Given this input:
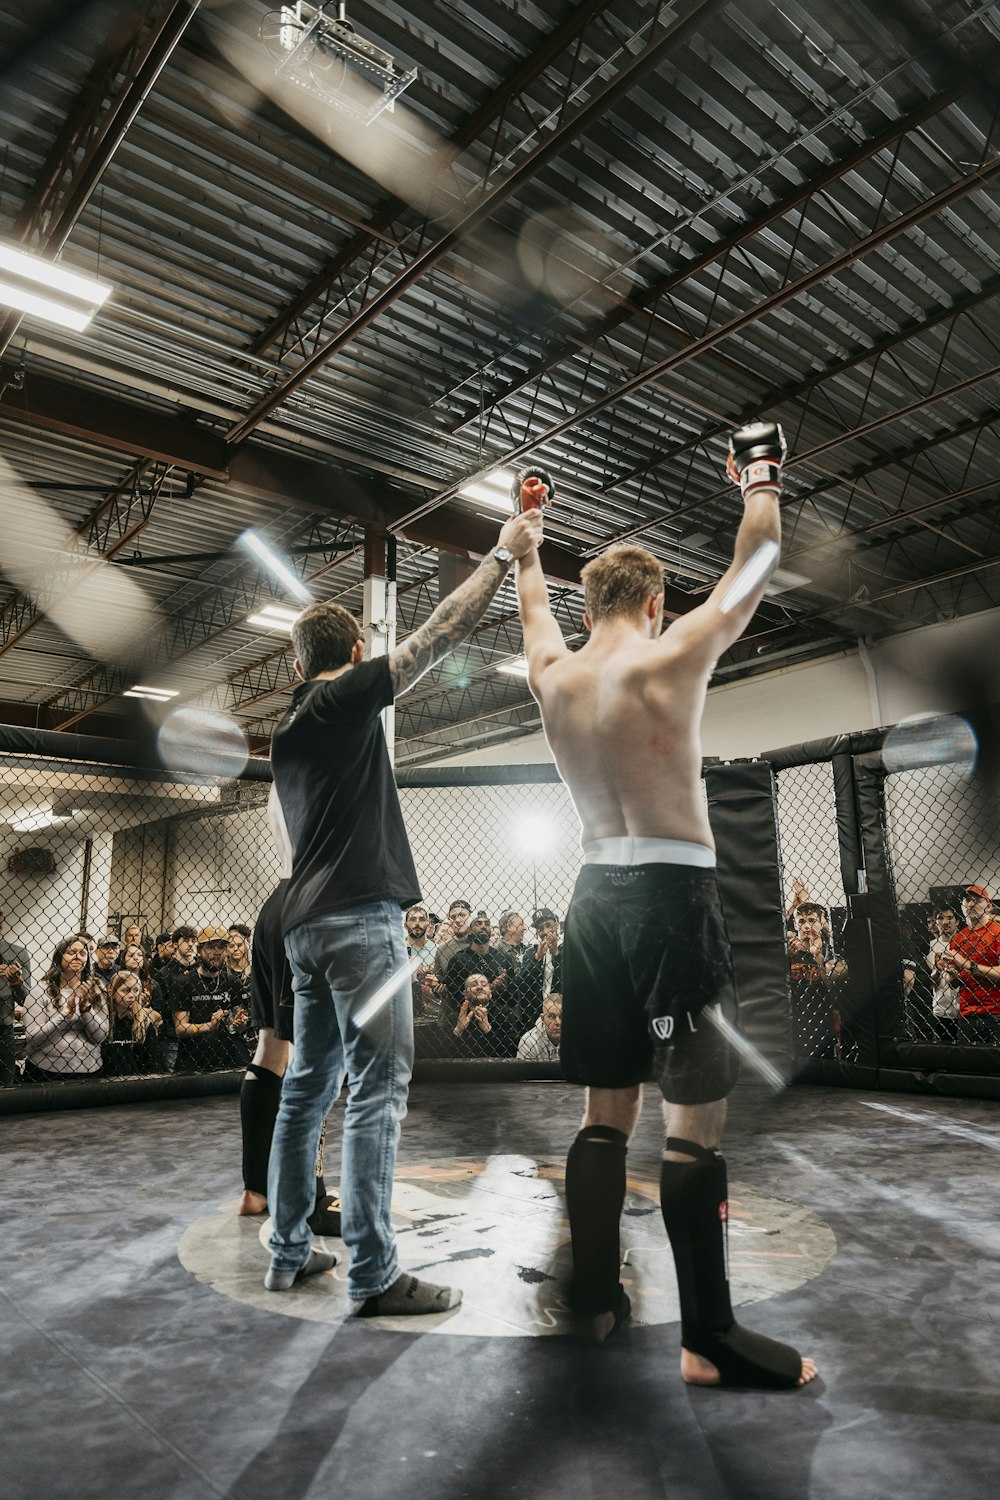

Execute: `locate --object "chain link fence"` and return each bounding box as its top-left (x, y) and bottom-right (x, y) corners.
top-left (774, 761), bottom-right (852, 1067)
top-left (3, 712), bottom-right (998, 1107)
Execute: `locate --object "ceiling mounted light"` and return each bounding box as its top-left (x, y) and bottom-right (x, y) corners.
top-left (458, 468), bottom-right (517, 513)
top-left (496, 655), bottom-right (529, 677)
top-left (123, 685), bottom-right (179, 702)
top-left (247, 603), bottom-right (302, 632)
top-left (0, 242), bottom-right (111, 332)
top-left (240, 531), bottom-right (313, 604)
top-left (261, 2), bottom-right (417, 125)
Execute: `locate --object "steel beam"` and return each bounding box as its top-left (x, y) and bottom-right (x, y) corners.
top-left (224, 0), bottom-right (731, 445)
top-left (0, 1), bottom-right (199, 357)
top-left (395, 153), bottom-right (1000, 530)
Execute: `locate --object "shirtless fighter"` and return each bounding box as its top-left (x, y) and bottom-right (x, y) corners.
top-left (515, 428), bottom-right (817, 1388)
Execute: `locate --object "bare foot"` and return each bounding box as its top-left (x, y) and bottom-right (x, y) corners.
top-left (238, 1190), bottom-right (267, 1216)
top-left (681, 1347), bottom-right (818, 1388)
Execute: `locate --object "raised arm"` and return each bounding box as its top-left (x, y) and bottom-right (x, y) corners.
top-left (663, 423), bottom-right (783, 667)
top-left (516, 541), bottom-right (568, 687)
top-left (388, 509), bottom-right (543, 696)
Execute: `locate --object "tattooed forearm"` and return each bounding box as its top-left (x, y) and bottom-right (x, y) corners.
top-left (388, 555), bottom-right (508, 696)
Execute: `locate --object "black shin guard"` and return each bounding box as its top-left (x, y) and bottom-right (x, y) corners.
top-left (240, 1064), bottom-right (283, 1195)
top-left (660, 1137), bottom-right (801, 1388)
top-left (659, 1138), bottom-right (733, 1340)
top-left (565, 1124), bottom-right (629, 1315)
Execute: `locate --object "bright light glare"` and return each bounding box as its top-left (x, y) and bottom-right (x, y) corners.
top-left (703, 1006), bottom-right (787, 1091)
top-left (0, 243), bottom-right (111, 331)
top-left (355, 957), bottom-right (421, 1029)
top-left (513, 815), bottom-right (554, 857)
top-left (719, 540), bottom-right (780, 614)
top-left (459, 468), bottom-right (516, 513)
top-left (881, 714), bottom-right (978, 778)
top-left (158, 707), bottom-right (249, 779)
top-left (497, 655), bottom-right (529, 677)
top-left (248, 603), bottom-right (302, 632)
top-left (240, 531), bottom-right (313, 604)
top-left (11, 806), bottom-right (72, 832)
top-left (124, 685), bottom-right (179, 702)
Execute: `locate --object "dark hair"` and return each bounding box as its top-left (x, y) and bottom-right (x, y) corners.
top-left (580, 545), bottom-right (665, 623)
top-left (172, 925), bottom-right (197, 943)
top-left (292, 601), bottom-right (363, 678)
top-left (533, 908), bottom-right (559, 927)
top-left (795, 902), bottom-right (828, 920)
top-left (498, 910), bottom-right (523, 937)
top-left (448, 899), bottom-right (471, 914)
top-left (935, 906), bottom-right (959, 921)
top-left (156, 932), bottom-right (174, 946)
top-left (43, 935), bottom-right (93, 1004)
top-left (228, 923), bottom-right (251, 939)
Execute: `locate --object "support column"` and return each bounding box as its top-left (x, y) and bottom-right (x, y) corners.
top-left (363, 529), bottom-right (397, 760)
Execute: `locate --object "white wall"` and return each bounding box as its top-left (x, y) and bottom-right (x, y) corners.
top-left (0, 829), bottom-right (88, 985)
top-left (433, 605), bottom-right (1000, 767)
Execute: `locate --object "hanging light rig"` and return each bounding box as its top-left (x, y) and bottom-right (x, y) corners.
top-left (262, 2), bottom-right (417, 124)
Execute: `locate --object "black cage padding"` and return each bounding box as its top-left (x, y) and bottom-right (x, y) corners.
top-left (705, 761), bottom-right (793, 1077)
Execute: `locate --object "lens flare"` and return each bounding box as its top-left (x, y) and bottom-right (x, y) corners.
top-left (881, 715), bottom-right (978, 778)
top-left (158, 707), bottom-right (249, 779)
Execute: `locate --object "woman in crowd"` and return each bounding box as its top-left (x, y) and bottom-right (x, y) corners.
top-left (225, 930), bottom-right (253, 1008)
top-left (105, 971), bottom-right (163, 1075)
top-left (122, 942), bottom-right (165, 1019)
top-left (23, 935), bottom-right (109, 1080)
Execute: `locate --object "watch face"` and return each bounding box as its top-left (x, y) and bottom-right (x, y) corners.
top-left (494, 545), bottom-right (513, 563)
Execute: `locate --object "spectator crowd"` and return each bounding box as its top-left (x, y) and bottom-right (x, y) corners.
top-left (0, 897), bottom-right (567, 1085)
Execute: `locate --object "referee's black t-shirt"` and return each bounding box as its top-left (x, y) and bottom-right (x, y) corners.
top-left (271, 656), bottom-right (420, 935)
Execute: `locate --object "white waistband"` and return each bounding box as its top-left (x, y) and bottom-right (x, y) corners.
top-left (582, 837), bottom-right (716, 868)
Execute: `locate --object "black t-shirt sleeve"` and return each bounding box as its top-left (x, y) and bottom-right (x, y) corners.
top-left (308, 657), bottom-right (393, 724)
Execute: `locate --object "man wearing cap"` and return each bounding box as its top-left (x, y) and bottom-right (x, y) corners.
top-left (151, 932), bottom-right (176, 972)
top-left (940, 885), bottom-right (1000, 1043)
top-left (170, 926), bottom-right (249, 1072)
top-left (90, 935), bottom-right (121, 1006)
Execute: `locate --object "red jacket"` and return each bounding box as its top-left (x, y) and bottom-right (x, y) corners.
top-left (948, 920), bottom-right (1000, 1014)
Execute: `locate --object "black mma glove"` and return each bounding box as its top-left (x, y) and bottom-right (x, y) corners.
top-left (727, 422), bottom-right (786, 501)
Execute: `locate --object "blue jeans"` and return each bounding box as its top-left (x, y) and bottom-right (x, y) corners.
top-left (267, 901), bottom-right (413, 1299)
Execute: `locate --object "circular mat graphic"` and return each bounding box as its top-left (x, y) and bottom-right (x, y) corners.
top-left (178, 1153), bottom-right (835, 1338)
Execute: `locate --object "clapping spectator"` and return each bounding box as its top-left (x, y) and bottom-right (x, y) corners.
top-left (23, 936), bottom-right (109, 1080)
top-left (451, 973), bottom-right (494, 1056)
top-left (927, 905), bottom-right (961, 1039)
top-left (517, 993), bottom-right (563, 1062)
top-left (940, 884), bottom-right (1000, 1044)
top-left (527, 908), bottom-right (562, 1000)
top-left (444, 913), bottom-right (509, 1023)
top-left (171, 926), bottom-right (250, 1071)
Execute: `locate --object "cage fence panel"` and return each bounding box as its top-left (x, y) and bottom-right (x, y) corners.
top-left (884, 763), bottom-right (1000, 1050)
top-left (0, 750), bottom-right (280, 1091)
top-left (773, 761), bottom-right (850, 1064)
top-left (398, 778), bottom-right (580, 1063)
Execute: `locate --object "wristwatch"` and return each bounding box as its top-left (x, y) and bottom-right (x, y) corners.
top-left (491, 544), bottom-right (514, 567)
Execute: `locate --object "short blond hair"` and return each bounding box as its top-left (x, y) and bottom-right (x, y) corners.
top-left (580, 545), bottom-right (664, 622)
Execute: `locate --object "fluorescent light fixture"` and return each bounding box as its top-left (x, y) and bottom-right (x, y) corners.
top-left (11, 805), bottom-right (72, 832)
top-left (0, 242), bottom-right (111, 332)
top-left (124, 685), bottom-right (180, 702)
top-left (458, 468), bottom-right (516, 513)
top-left (496, 655), bottom-right (529, 677)
top-left (247, 603), bottom-right (302, 632)
top-left (240, 531), bottom-right (313, 604)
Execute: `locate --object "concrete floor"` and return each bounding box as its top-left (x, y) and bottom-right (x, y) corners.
top-left (2, 1079), bottom-right (998, 1500)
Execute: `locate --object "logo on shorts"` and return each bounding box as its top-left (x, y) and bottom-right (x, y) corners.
top-left (651, 1015), bottom-right (673, 1041)
top-left (610, 868), bottom-right (640, 887)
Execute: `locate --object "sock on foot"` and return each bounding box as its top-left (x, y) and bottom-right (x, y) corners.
top-left (355, 1273), bottom-right (461, 1317)
top-left (264, 1248), bottom-right (337, 1292)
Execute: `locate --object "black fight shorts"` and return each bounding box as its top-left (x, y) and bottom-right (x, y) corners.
top-left (559, 863), bottom-right (740, 1105)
